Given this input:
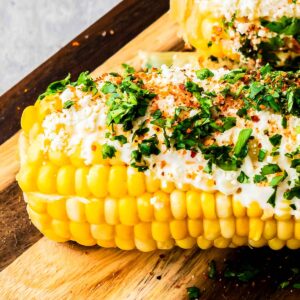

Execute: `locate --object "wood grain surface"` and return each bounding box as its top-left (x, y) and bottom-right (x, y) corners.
top-left (1, 1), bottom-right (300, 299)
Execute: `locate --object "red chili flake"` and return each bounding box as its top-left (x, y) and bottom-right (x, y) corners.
top-left (72, 41), bottom-right (80, 47)
top-left (251, 115), bottom-right (260, 122)
top-left (179, 84), bottom-right (186, 91)
top-left (91, 145), bottom-right (97, 151)
top-left (191, 151), bottom-right (197, 158)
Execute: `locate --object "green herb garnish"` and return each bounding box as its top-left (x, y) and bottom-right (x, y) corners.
top-left (187, 286), bottom-right (201, 300)
top-left (63, 100), bottom-right (75, 109)
top-left (101, 144), bottom-right (117, 159)
top-left (237, 171), bottom-right (250, 183)
top-left (196, 68), bottom-right (214, 80)
top-left (269, 134), bottom-right (282, 147)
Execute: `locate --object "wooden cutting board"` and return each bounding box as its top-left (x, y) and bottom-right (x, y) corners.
top-left (1, 1), bottom-right (300, 299)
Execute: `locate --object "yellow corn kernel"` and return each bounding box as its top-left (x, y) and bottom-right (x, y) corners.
top-left (263, 219), bottom-right (277, 240)
top-left (249, 218), bottom-right (264, 241)
top-left (203, 219), bottom-right (220, 240)
top-left (47, 197), bottom-right (68, 220)
top-left (157, 239), bottom-right (175, 250)
top-left (170, 190), bottom-right (187, 220)
top-left (235, 217), bottom-right (249, 237)
top-left (37, 163), bottom-right (58, 194)
top-left (145, 173), bottom-right (160, 193)
top-left (75, 167), bottom-right (90, 197)
top-left (232, 197), bottom-right (246, 217)
top-left (216, 193), bottom-right (232, 218)
top-left (197, 236), bottom-right (213, 249)
top-left (232, 235), bottom-right (247, 247)
top-left (247, 202), bottom-right (263, 218)
top-left (295, 222), bottom-right (300, 240)
top-left (186, 191), bottom-right (202, 219)
top-left (152, 221), bottom-right (171, 242)
top-left (25, 193), bottom-right (47, 213)
top-left (214, 237), bottom-right (231, 248)
top-left (220, 218), bottom-right (235, 239)
top-left (91, 223), bottom-right (114, 241)
top-left (152, 191), bottom-right (172, 221)
top-left (277, 220), bottom-right (293, 240)
top-left (21, 105), bottom-right (37, 133)
top-left (70, 146), bottom-right (85, 167)
top-left (135, 239), bottom-right (157, 252)
top-left (175, 182), bottom-right (190, 191)
top-left (51, 219), bottom-right (70, 239)
top-left (134, 223), bottom-right (153, 241)
top-left (27, 206), bottom-right (51, 232)
top-left (108, 165), bottom-right (127, 198)
top-left (17, 164), bottom-right (39, 192)
top-left (56, 165), bottom-right (76, 195)
top-left (69, 222), bottom-right (95, 246)
top-left (188, 219), bottom-right (203, 237)
top-left (137, 193), bottom-right (154, 222)
top-left (170, 220), bottom-right (188, 240)
top-left (116, 224), bottom-right (133, 240)
top-left (275, 200), bottom-right (292, 220)
top-left (97, 239), bottom-right (116, 248)
top-left (87, 165), bottom-right (110, 198)
top-left (27, 139), bottom-right (44, 165)
top-left (104, 197), bottom-right (119, 225)
top-left (85, 198), bottom-right (105, 224)
top-left (66, 197), bottom-right (86, 222)
top-left (127, 167), bottom-right (146, 197)
top-left (43, 229), bottom-right (68, 242)
top-left (249, 238), bottom-right (267, 248)
top-left (161, 180), bottom-right (175, 193)
top-left (119, 196), bottom-right (139, 225)
top-left (286, 239), bottom-right (300, 250)
top-left (201, 192), bottom-right (216, 219)
top-left (115, 236), bottom-right (135, 250)
top-left (176, 237), bottom-right (196, 249)
top-left (268, 238), bottom-right (285, 250)
top-left (29, 123), bottom-right (41, 141)
top-left (48, 150), bottom-right (70, 166)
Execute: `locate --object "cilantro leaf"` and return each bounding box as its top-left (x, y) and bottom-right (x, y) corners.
top-left (258, 149), bottom-right (267, 162)
top-left (63, 100), bottom-right (74, 109)
top-left (261, 164), bottom-right (282, 175)
top-left (269, 134), bottom-right (282, 147)
top-left (196, 68), bottom-right (214, 80)
top-left (102, 144), bottom-right (117, 159)
top-left (267, 188), bottom-right (277, 207)
top-left (237, 171), bottom-right (250, 183)
top-left (187, 287), bottom-right (201, 300)
top-left (234, 128), bottom-right (253, 158)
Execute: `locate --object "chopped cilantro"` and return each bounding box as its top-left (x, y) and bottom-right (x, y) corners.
top-left (237, 171), bottom-right (250, 183)
top-left (293, 283), bottom-right (300, 289)
top-left (258, 149), bottom-right (267, 162)
top-left (260, 63), bottom-right (272, 76)
top-left (279, 281), bottom-right (290, 289)
top-left (236, 107), bottom-right (247, 117)
top-left (122, 63), bottom-right (135, 74)
top-left (281, 116), bottom-right (287, 129)
top-left (102, 144), bottom-right (116, 159)
top-left (284, 186), bottom-right (300, 200)
top-left (269, 170), bottom-right (288, 187)
top-left (132, 121), bottom-right (150, 140)
top-left (222, 69), bottom-right (246, 84)
top-left (233, 128), bottom-right (253, 158)
top-left (291, 159), bottom-right (300, 169)
top-left (101, 82), bottom-right (117, 94)
top-left (72, 71), bottom-right (98, 94)
top-left (261, 17), bottom-right (300, 36)
top-left (186, 286), bottom-right (201, 300)
top-left (111, 135), bottom-right (127, 145)
top-left (138, 135), bottom-right (160, 157)
top-left (203, 159), bottom-right (213, 174)
top-left (63, 100), bottom-right (74, 109)
top-left (207, 41), bottom-right (213, 47)
top-left (269, 134), bottom-right (282, 147)
top-left (267, 188), bottom-right (277, 207)
top-left (254, 174), bottom-right (267, 183)
top-left (208, 260), bottom-right (217, 279)
top-left (249, 82), bottom-right (265, 99)
top-left (196, 68), bottom-right (214, 80)
top-left (38, 74), bottom-right (71, 100)
top-left (224, 263), bottom-right (259, 282)
top-left (290, 203), bottom-right (297, 210)
top-left (261, 164), bottom-right (282, 175)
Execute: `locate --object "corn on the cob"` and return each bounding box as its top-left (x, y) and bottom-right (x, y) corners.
top-left (17, 65), bottom-right (300, 251)
top-left (170, 0), bottom-right (300, 69)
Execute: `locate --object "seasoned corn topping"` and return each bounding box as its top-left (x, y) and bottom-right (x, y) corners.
top-left (19, 65), bottom-right (300, 216)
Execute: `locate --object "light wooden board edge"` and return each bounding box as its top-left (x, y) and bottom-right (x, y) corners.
top-left (0, 13), bottom-right (181, 193)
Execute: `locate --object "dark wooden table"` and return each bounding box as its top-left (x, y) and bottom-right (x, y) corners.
top-left (1, 1), bottom-right (300, 299)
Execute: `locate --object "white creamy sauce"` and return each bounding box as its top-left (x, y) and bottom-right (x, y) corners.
top-left (195, 0), bottom-right (299, 21)
top-left (41, 65), bottom-right (300, 215)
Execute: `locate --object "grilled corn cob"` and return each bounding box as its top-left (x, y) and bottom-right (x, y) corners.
top-left (17, 65), bottom-right (300, 251)
top-left (170, 0), bottom-right (300, 69)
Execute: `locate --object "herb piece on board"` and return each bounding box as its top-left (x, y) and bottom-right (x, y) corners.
top-left (208, 260), bottom-right (217, 279)
top-left (186, 286), bottom-right (201, 300)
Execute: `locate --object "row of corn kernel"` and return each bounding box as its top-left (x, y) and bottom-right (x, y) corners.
top-left (25, 193), bottom-right (300, 246)
top-left (27, 202), bottom-right (300, 251)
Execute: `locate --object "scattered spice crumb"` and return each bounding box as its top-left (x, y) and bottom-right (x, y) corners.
top-left (72, 41), bottom-right (80, 47)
